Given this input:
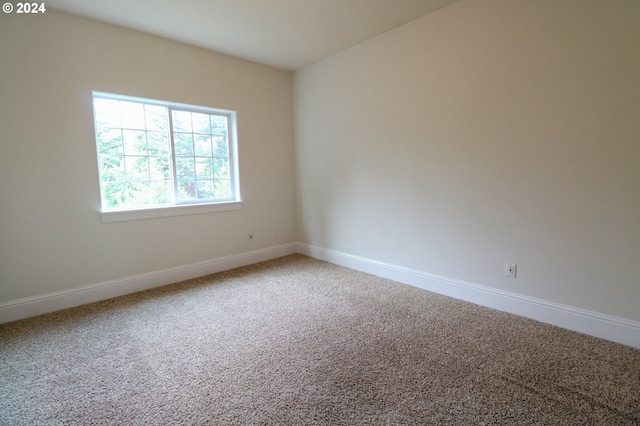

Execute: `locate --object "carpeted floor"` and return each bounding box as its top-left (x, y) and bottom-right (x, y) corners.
top-left (1, 254), bottom-right (639, 425)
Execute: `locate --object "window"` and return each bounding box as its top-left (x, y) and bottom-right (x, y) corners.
top-left (92, 92), bottom-right (241, 222)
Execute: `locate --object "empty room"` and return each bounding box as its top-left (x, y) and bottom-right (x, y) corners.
top-left (1, 0), bottom-right (639, 424)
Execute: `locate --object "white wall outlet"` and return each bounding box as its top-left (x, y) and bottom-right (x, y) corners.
top-left (248, 233), bottom-right (254, 241)
top-left (505, 263), bottom-right (517, 278)
top-left (272, 229), bottom-right (277, 238)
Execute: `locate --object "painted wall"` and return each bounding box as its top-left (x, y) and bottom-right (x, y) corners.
top-left (294, 0), bottom-right (640, 321)
top-left (0, 10), bottom-right (295, 302)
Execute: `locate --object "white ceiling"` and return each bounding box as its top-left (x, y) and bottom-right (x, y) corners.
top-left (46, 0), bottom-right (460, 71)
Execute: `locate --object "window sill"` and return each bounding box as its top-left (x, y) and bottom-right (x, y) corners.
top-left (100, 201), bottom-right (243, 223)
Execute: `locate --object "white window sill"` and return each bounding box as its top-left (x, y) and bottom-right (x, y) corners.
top-left (101, 201), bottom-right (243, 223)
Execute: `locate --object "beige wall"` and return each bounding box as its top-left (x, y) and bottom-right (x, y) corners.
top-left (0, 11), bottom-right (295, 302)
top-left (295, 0), bottom-right (640, 321)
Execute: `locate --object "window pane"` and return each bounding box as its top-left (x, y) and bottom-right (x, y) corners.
top-left (145, 105), bottom-right (167, 131)
top-left (194, 135), bottom-right (212, 156)
top-left (97, 128), bottom-right (123, 155)
top-left (178, 181), bottom-right (196, 200)
top-left (123, 130), bottom-right (147, 155)
top-left (147, 131), bottom-right (169, 155)
top-left (100, 155), bottom-right (125, 182)
top-left (149, 156), bottom-right (171, 180)
top-left (120, 101), bottom-right (146, 130)
top-left (196, 180), bottom-right (214, 199)
top-left (126, 181), bottom-right (151, 206)
top-left (213, 158), bottom-right (229, 179)
top-left (174, 133), bottom-right (194, 156)
top-left (214, 179), bottom-right (231, 198)
top-left (212, 135), bottom-right (228, 156)
top-left (175, 157), bottom-right (195, 180)
top-left (211, 115), bottom-right (228, 135)
top-left (126, 156), bottom-right (149, 181)
top-left (172, 110), bottom-right (192, 132)
top-left (150, 181), bottom-right (172, 205)
top-left (192, 113), bottom-right (211, 134)
top-left (102, 181), bottom-right (126, 208)
top-left (195, 158), bottom-right (213, 180)
top-left (94, 98), bottom-right (121, 128)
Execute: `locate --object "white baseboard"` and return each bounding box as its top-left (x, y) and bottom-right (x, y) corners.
top-left (3, 241), bottom-right (638, 349)
top-left (0, 243), bottom-right (297, 325)
top-left (297, 243), bottom-right (640, 349)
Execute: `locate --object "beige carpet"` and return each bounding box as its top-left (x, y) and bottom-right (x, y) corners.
top-left (1, 254), bottom-right (639, 425)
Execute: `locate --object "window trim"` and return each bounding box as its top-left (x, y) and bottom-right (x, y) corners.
top-left (100, 200), bottom-right (243, 223)
top-left (92, 91), bottom-right (242, 221)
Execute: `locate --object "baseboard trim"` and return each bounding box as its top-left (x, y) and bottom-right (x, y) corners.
top-left (3, 242), bottom-right (639, 349)
top-left (0, 243), bottom-right (297, 325)
top-left (297, 243), bottom-right (640, 349)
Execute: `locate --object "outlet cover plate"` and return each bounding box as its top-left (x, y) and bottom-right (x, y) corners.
top-left (505, 263), bottom-right (517, 278)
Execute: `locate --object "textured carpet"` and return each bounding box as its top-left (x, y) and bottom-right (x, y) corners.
top-left (1, 254), bottom-right (639, 425)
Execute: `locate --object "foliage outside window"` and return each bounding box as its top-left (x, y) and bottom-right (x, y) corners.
top-left (92, 92), bottom-right (239, 214)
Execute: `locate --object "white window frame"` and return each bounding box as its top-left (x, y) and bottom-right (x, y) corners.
top-left (92, 92), bottom-right (242, 223)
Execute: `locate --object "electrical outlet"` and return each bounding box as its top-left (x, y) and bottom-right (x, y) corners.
top-left (248, 233), bottom-right (254, 241)
top-left (272, 230), bottom-right (277, 238)
top-left (505, 263), bottom-right (517, 278)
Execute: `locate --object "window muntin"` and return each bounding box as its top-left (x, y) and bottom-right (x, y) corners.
top-left (93, 92), bottom-right (239, 212)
